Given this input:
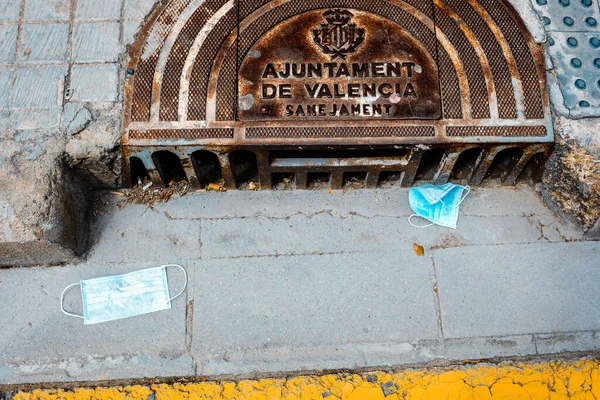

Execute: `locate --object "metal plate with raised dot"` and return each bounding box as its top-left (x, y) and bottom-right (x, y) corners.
top-left (531, 0), bottom-right (600, 33)
top-left (547, 31), bottom-right (600, 116)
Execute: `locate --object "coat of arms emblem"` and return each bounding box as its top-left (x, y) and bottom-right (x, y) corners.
top-left (313, 9), bottom-right (366, 60)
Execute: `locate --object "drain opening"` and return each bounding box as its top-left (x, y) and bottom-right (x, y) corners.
top-left (415, 149), bottom-right (445, 182)
top-left (378, 171), bottom-right (403, 188)
top-left (269, 149), bottom-right (409, 161)
top-left (191, 150), bottom-right (223, 188)
top-left (307, 172), bottom-right (331, 189)
top-left (151, 150), bottom-right (187, 186)
top-left (451, 148), bottom-right (483, 184)
top-left (130, 156), bottom-right (150, 186)
top-left (484, 148), bottom-right (523, 182)
top-left (272, 173), bottom-right (295, 190)
top-left (343, 172), bottom-right (367, 189)
top-left (517, 152), bottom-right (545, 183)
top-left (230, 150), bottom-right (259, 189)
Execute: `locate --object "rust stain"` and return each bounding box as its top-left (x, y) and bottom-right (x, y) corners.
top-left (121, 0), bottom-right (553, 190)
top-left (238, 9), bottom-right (441, 122)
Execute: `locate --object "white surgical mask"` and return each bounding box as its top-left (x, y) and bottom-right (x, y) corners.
top-left (61, 265), bottom-right (187, 325)
top-left (408, 183), bottom-right (470, 229)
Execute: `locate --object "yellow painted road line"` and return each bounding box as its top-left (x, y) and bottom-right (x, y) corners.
top-left (11, 359), bottom-right (600, 399)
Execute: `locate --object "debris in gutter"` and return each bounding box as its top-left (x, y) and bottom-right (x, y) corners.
top-left (208, 183), bottom-right (227, 192)
top-left (544, 140), bottom-right (600, 229)
top-left (117, 180), bottom-right (191, 208)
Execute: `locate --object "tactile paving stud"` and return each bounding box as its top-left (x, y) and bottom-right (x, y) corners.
top-left (547, 31), bottom-right (600, 117)
top-left (532, 0), bottom-right (600, 32)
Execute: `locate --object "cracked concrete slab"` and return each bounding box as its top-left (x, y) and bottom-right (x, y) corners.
top-left (434, 242), bottom-right (600, 339)
top-left (189, 252), bottom-right (439, 375)
top-left (0, 262), bottom-right (192, 384)
top-left (0, 186), bottom-right (598, 385)
top-left (200, 213), bottom-right (579, 260)
top-left (87, 203), bottom-right (201, 263)
top-left (159, 189), bottom-right (417, 220)
top-left (158, 185), bottom-right (557, 220)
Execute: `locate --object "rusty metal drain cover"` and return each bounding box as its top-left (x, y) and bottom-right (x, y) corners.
top-left (122, 0), bottom-right (553, 190)
top-left (238, 8), bottom-right (441, 121)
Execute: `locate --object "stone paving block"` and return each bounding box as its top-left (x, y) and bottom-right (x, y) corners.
top-left (0, 69), bottom-right (12, 108)
top-left (534, 331), bottom-right (600, 355)
top-left (14, 66), bottom-right (66, 108)
top-left (11, 108), bottom-right (61, 130)
top-left (122, 20), bottom-right (142, 46)
top-left (72, 22), bottom-right (121, 62)
top-left (124, 0), bottom-right (158, 20)
top-left (189, 253), bottom-right (439, 366)
top-left (76, 0), bottom-right (123, 20)
top-left (0, 262), bottom-right (192, 384)
top-left (0, 25), bottom-right (18, 64)
top-left (87, 205), bottom-right (201, 263)
top-left (200, 213), bottom-right (562, 260)
top-left (161, 186), bottom-right (554, 220)
top-left (19, 23), bottom-right (69, 63)
top-left (445, 335), bottom-right (536, 361)
top-left (24, 0), bottom-right (70, 21)
top-left (69, 64), bottom-right (118, 102)
top-left (0, 0), bottom-right (21, 22)
top-left (65, 106), bottom-right (92, 135)
top-left (0, 111), bottom-right (10, 132)
top-left (434, 242), bottom-right (600, 339)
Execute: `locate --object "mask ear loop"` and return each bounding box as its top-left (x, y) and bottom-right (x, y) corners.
top-left (60, 283), bottom-right (84, 319)
top-left (438, 185), bottom-right (471, 209)
top-left (163, 264), bottom-right (188, 301)
top-left (408, 214), bottom-right (435, 228)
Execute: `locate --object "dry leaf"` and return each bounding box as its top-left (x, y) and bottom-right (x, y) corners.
top-left (208, 183), bottom-right (226, 192)
top-left (413, 243), bottom-right (425, 257)
top-left (248, 181), bottom-right (258, 190)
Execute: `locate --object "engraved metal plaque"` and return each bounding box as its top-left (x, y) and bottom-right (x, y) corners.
top-left (238, 9), bottom-right (442, 121)
top-left (123, 0), bottom-right (554, 190)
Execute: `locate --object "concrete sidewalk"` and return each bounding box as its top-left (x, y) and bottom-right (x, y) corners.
top-left (1, 185), bottom-right (599, 385)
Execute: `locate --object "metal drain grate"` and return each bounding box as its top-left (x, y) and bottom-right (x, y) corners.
top-left (122, 0), bottom-right (553, 188)
top-left (124, 143), bottom-right (551, 190)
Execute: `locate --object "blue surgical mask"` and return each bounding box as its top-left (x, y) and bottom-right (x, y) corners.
top-left (408, 183), bottom-right (470, 229)
top-left (61, 265), bottom-right (187, 325)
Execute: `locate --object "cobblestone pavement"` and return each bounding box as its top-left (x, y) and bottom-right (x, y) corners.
top-left (1, 185), bottom-right (599, 386)
top-left (8, 359), bottom-right (600, 399)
